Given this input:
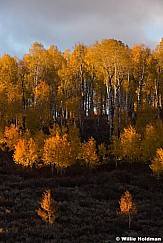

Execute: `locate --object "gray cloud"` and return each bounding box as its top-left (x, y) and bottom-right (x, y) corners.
top-left (0, 0), bottom-right (162, 58)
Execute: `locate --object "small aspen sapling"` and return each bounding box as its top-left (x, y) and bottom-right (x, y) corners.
top-left (36, 189), bottom-right (58, 225)
top-left (150, 148), bottom-right (163, 178)
top-left (118, 190), bottom-right (137, 229)
top-left (79, 137), bottom-right (99, 168)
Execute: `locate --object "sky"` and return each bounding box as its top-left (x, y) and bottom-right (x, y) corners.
top-left (0, 0), bottom-right (163, 58)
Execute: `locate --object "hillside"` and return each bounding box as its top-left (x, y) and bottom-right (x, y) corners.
top-left (0, 159), bottom-right (162, 242)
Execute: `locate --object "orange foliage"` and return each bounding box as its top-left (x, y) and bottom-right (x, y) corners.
top-left (120, 126), bottom-right (141, 162)
top-left (36, 189), bottom-right (58, 224)
top-left (4, 125), bottom-right (22, 151)
top-left (13, 138), bottom-right (38, 168)
top-left (79, 137), bottom-right (99, 167)
top-left (43, 133), bottom-right (74, 173)
top-left (118, 190), bottom-right (137, 229)
top-left (150, 148), bottom-right (163, 178)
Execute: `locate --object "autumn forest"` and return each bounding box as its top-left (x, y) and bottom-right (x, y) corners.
top-left (0, 38), bottom-right (163, 242)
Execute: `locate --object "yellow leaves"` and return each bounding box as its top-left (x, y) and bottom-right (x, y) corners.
top-left (13, 139), bottom-right (26, 165)
top-left (6, 84), bottom-right (22, 117)
top-left (119, 190), bottom-right (137, 216)
top-left (150, 148), bottom-right (163, 178)
top-left (141, 124), bottom-right (159, 162)
top-left (79, 137), bottom-right (99, 167)
top-left (36, 189), bottom-right (58, 224)
top-left (0, 54), bottom-right (18, 86)
top-left (43, 133), bottom-right (74, 172)
top-left (13, 138), bottom-right (38, 168)
top-left (118, 190), bottom-right (137, 229)
top-left (120, 126), bottom-right (141, 162)
top-left (111, 122), bottom-right (163, 164)
top-left (154, 38), bottom-right (163, 69)
top-left (4, 125), bottom-right (22, 151)
top-left (33, 80), bottom-right (50, 103)
top-left (132, 44), bottom-right (150, 64)
top-left (0, 55), bottom-right (21, 123)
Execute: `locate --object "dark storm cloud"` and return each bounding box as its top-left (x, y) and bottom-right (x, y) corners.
top-left (0, 0), bottom-right (162, 57)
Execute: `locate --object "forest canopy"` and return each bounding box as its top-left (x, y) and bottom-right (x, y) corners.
top-left (0, 38), bottom-right (163, 174)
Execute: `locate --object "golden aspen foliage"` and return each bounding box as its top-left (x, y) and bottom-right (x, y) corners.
top-left (43, 133), bottom-right (74, 173)
top-left (6, 84), bottom-right (22, 117)
top-left (33, 80), bottom-right (51, 104)
top-left (0, 55), bottom-right (21, 125)
top-left (0, 54), bottom-right (19, 87)
top-left (79, 137), bottom-right (99, 168)
top-left (150, 148), bottom-right (163, 178)
top-left (141, 124), bottom-right (160, 162)
top-left (36, 189), bottom-right (58, 224)
top-left (13, 138), bottom-right (38, 168)
top-left (120, 126), bottom-right (141, 162)
top-left (118, 190), bottom-right (137, 229)
top-left (49, 124), bottom-right (68, 137)
top-left (33, 80), bottom-right (52, 130)
top-left (0, 84), bottom-right (7, 125)
top-left (155, 38), bottom-right (163, 70)
top-left (4, 125), bottom-right (22, 151)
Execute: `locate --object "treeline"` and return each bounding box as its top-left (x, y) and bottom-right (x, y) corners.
top-left (0, 38), bottom-right (163, 176)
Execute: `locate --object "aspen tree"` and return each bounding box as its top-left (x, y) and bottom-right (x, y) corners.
top-left (120, 126), bottom-right (141, 162)
top-left (119, 190), bottom-right (137, 229)
top-left (36, 189), bottom-right (58, 225)
top-left (13, 138), bottom-right (38, 168)
top-left (80, 137), bottom-right (99, 168)
top-left (43, 133), bottom-right (74, 173)
top-left (150, 148), bottom-right (163, 178)
top-left (131, 44), bottom-right (151, 107)
top-left (141, 124), bottom-right (159, 162)
top-left (4, 124), bottom-right (22, 151)
top-left (154, 38), bottom-right (163, 111)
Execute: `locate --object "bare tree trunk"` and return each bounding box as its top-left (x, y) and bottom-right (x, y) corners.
top-left (138, 77), bottom-right (143, 107)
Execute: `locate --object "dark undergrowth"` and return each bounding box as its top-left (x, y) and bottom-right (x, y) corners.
top-left (0, 155), bottom-right (162, 243)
